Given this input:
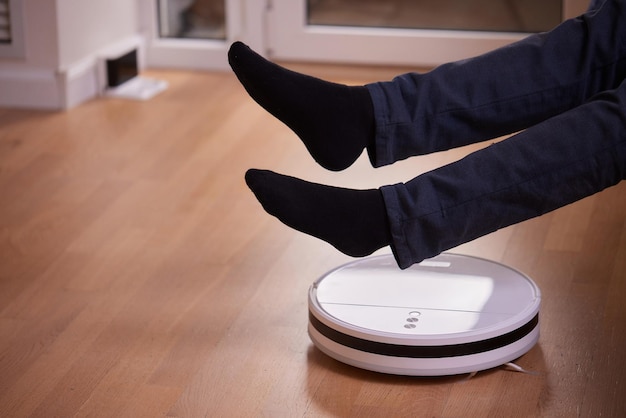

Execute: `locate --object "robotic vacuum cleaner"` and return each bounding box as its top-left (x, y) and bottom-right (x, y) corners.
top-left (308, 253), bottom-right (540, 376)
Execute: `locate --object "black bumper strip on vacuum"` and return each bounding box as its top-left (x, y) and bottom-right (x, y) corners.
top-left (309, 312), bottom-right (539, 358)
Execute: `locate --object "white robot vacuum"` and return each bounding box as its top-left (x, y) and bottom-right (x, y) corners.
top-left (308, 253), bottom-right (541, 376)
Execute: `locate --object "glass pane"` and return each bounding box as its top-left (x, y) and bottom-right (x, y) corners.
top-left (159, 0), bottom-right (226, 40)
top-left (308, 0), bottom-right (562, 33)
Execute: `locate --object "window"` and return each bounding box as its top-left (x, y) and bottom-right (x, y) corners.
top-left (268, 0), bottom-right (586, 66)
top-left (307, 0), bottom-right (561, 33)
top-left (158, 0), bottom-right (226, 40)
top-left (142, 0), bottom-right (588, 70)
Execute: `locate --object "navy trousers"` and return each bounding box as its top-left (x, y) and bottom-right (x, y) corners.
top-left (366, 0), bottom-right (626, 268)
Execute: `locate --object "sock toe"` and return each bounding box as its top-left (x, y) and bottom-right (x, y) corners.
top-left (228, 41), bottom-right (248, 68)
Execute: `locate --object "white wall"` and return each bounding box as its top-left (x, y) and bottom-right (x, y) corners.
top-left (0, 0), bottom-right (141, 109)
top-left (23, 0), bottom-right (60, 67)
top-left (56, 0), bottom-right (138, 69)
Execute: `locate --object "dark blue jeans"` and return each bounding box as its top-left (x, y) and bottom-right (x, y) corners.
top-left (366, 0), bottom-right (626, 268)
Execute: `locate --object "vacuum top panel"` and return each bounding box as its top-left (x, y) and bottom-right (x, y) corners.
top-left (311, 253), bottom-right (539, 343)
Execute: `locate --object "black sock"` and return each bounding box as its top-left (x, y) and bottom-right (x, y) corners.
top-left (245, 169), bottom-right (391, 257)
top-left (229, 42), bottom-right (375, 172)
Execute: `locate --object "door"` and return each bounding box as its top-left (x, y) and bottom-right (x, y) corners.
top-left (141, 0), bottom-right (265, 70)
top-left (268, 0), bottom-right (589, 66)
top-left (142, 0), bottom-right (590, 70)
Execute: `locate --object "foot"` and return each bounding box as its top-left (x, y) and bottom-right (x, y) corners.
top-left (245, 169), bottom-right (391, 257)
top-left (229, 42), bottom-right (375, 171)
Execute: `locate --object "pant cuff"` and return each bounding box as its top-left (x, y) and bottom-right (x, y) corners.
top-left (380, 184), bottom-right (415, 269)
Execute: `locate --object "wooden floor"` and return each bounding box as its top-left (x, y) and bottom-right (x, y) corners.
top-left (1, 64), bottom-right (625, 417)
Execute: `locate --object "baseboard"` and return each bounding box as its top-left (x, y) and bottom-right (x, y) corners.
top-left (61, 57), bottom-right (100, 109)
top-left (0, 34), bottom-right (144, 110)
top-left (0, 68), bottom-right (62, 109)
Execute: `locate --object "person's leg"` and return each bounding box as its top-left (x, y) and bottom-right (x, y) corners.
top-left (369, 0), bottom-right (626, 166)
top-left (384, 78), bottom-right (626, 268)
top-left (231, 1), bottom-right (626, 170)
top-left (245, 78), bottom-right (626, 269)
